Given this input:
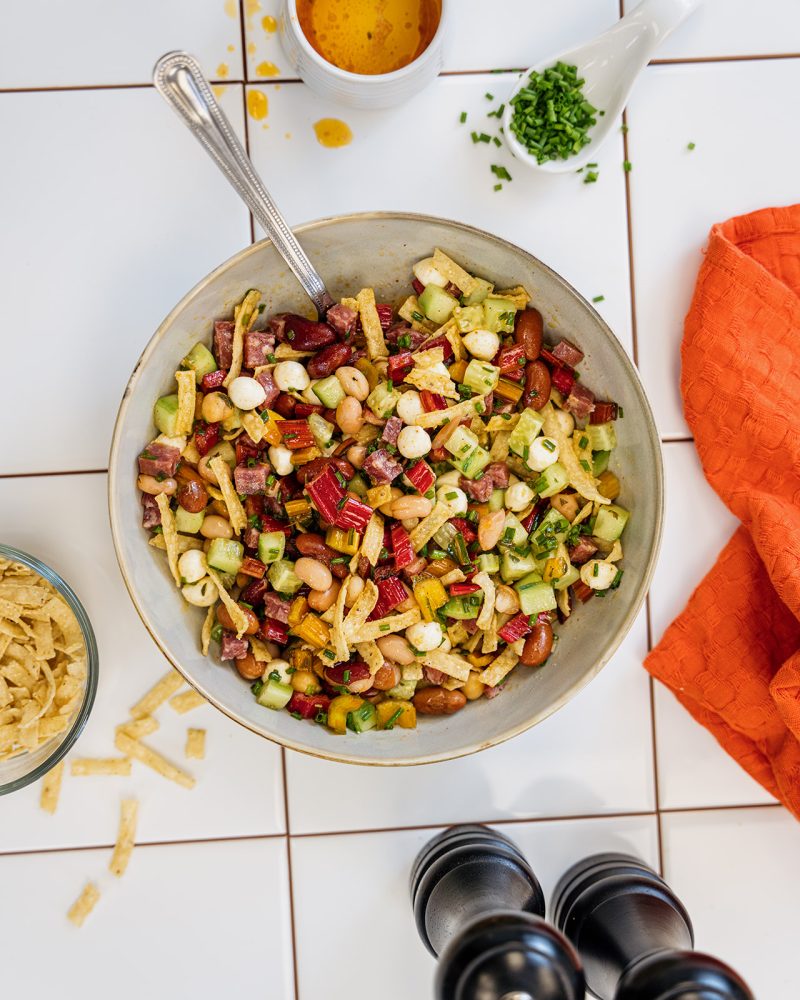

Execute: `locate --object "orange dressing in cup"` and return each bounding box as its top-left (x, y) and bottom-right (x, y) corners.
top-left (296, 0), bottom-right (441, 75)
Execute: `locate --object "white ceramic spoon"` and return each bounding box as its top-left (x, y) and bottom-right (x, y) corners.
top-left (501, 0), bottom-right (702, 173)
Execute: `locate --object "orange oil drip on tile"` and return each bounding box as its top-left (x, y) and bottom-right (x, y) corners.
top-left (313, 118), bottom-right (353, 148)
top-left (224, 0), bottom-right (237, 17)
top-left (247, 89), bottom-right (269, 121)
top-left (216, 62), bottom-right (230, 78)
top-left (262, 14), bottom-right (278, 33)
top-left (256, 61), bottom-right (280, 77)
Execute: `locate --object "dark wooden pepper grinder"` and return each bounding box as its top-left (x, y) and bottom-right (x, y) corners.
top-left (552, 853), bottom-right (754, 1000)
top-left (411, 825), bottom-right (585, 1000)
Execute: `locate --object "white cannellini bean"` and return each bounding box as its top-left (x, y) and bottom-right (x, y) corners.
top-left (526, 437), bottom-right (560, 472)
top-left (273, 360), bottom-right (310, 392)
top-left (412, 257), bottom-right (447, 288)
top-left (462, 329), bottom-right (500, 361)
top-left (436, 485), bottom-right (468, 515)
top-left (335, 366), bottom-right (370, 401)
top-left (177, 549), bottom-right (208, 584)
top-left (228, 376), bottom-right (267, 411)
top-left (406, 620), bottom-right (444, 652)
top-left (268, 445), bottom-right (294, 476)
top-left (181, 577), bottom-right (218, 607)
top-left (396, 389), bottom-right (423, 425)
top-left (504, 481), bottom-right (535, 512)
top-left (397, 425), bottom-right (432, 460)
top-left (265, 658), bottom-right (292, 683)
top-left (549, 408), bottom-right (575, 438)
top-left (580, 560), bottom-right (618, 590)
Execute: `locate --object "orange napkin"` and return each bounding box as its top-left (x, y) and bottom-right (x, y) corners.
top-left (645, 204), bottom-right (800, 819)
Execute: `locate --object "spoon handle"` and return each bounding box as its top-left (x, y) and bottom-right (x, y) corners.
top-left (153, 51), bottom-right (333, 315)
top-left (626, 0), bottom-right (703, 41)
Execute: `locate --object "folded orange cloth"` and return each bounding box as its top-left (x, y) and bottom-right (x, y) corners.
top-left (645, 204), bottom-right (800, 818)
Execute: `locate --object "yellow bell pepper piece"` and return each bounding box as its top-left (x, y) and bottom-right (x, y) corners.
top-left (288, 646), bottom-right (313, 671)
top-left (325, 526), bottom-right (360, 555)
top-left (414, 577), bottom-right (449, 622)
top-left (261, 409), bottom-right (283, 447)
top-left (293, 613), bottom-right (331, 649)
top-left (376, 700), bottom-right (416, 730)
top-left (288, 596), bottom-right (309, 630)
top-left (467, 651), bottom-right (495, 668)
top-left (448, 359), bottom-right (468, 384)
top-left (328, 694), bottom-right (364, 734)
top-left (367, 484), bottom-right (393, 508)
top-left (291, 446), bottom-right (322, 466)
top-left (285, 498), bottom-right (312, 525)
top-left (597, 470), bottom-right (621, 501)
top-left (543, 557), bottom-right (567, 583)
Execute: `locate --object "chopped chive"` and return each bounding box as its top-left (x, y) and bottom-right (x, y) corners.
top-left (583, 170), bottom-right (599, 184)
top-left (485, 92), bottom-right (494, 100)
top-left (586, 162), bottom-right (598, 168)
top-left (492, 136), bottom-right (502, 147)
top-left (460, 111), bottom-right (467, 123)
top-left (493, 183), bottom-right (503, 191)
top-left (592, 294), bottom-right (605, 303)
top-left (623, 160), bottom-right (632, 172)
top-left (490, 164), bottom-right (512, 181)
top-left (479, 133), bottom-right (491, 143)
top-left (687, 141), bottom-right (696, 151)
top-left (620, 123), bottom-right (629, 134)
top-left (471, 131), bottom-right (480, 143)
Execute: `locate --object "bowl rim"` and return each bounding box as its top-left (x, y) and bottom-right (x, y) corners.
top-left (0, 544), bottom-right (99, 794)
top-left (108, 210), bottom-right (664, 767)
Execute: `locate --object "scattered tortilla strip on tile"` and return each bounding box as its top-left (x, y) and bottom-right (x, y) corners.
top-left (357, 608), bottom-right (421, 643)
top-left (109, 798), bottom-right (138, 878)
top-left (169, 689), bottom-right (206, 714)
top-left (39, 761), bottom-right (64, 814)
top-left (71, 758), bottom-right (131, 777)
top-left (115, 732), bottom-right (195, 790)
top-left (421, 649), bottom-right (471, 682)
top-left (409, 500), bottom-right (454, 552)
top-left (433, 248), bottom-right (478, 295)
top-left (479, 639), bottom-right (525, 687)
top-left (356, 287), bottom-right (388, 359)
top-left (116, 716), bottom-right (159, 740)
top-left (67, 882), bottom-right (100, 927)
top-left (185, 728), bottom-right (206, 760)
top-left (223, 288), bottom-right (261, 387)
top-left (130, 671), bottom-right (184, 720)
top-left (173, 369), bottom-right (197, 436)
top-left (206, 568), bottom-right (249, 639)
top-left (208, 456), bottom-right (247, 534)
top-left (154, 494), bottom-right (181, 585)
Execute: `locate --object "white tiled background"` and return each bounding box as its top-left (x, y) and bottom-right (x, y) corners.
top-left (1, 2), bottom-right (798, 998)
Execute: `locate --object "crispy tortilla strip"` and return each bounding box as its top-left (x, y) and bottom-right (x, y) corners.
top-left (342, 580), bottom-right (379, 643)
top-left (115, 731), bottom-right (195, 790)
top-left (542, 404), bottom-right (609, 505)
top-left (0, 672), bottom-right (11, 709)
top-left (556, 587), bottom-right (571, 619)
top-left (409, 500), bottom-right (454, 552)
top-left (154, 494), bottom-right (181, 585)
top-left (398, 295), bottom-right (436, 333)
top-left (331, 575), bottom-right (350, 663)
top-left (71, 757), bottom-right (131, 777)
top-left (494, 285), bottom-right (531, 309)
top-left (413, 393), bottom-right (490, 429)
top-left (248, 636), bottom-right (274, 662)
top-left (360, 512), bottom-right (384, 567)
top-left (117, 717), bottom-right (159, 740)
top-left (208, 456), bottom-right (247, 534)
top-left (481, 615), bottom-right (500, 654)
top-left (201, 604), bottom-right (216, 657)
top-left (130, 671), bottom-right (184, 720)
top-left (573, 501), bottom-right (593, 526)
top-left (39, 760), bottom-right (64, 814)
top-left (474, 572), bottom-right (496, 631)
top-left (421, 649), bottom-right (471, 682)
top-left (174, 369), bottom-right (197, 436)
top-left (606, 540), bottom-right (623, 564)
top-left (39, 715), bottom-right (69, 738)
top-left (443, 676), bottom-right (466, 690)
top-left (406, 365), bottom-right (459, 399)
top-left (410, 346), bottom-right (445, 368)
top-left (67, 882), bottom-right (100, 927)
top-left (109, 798), bottom-right (138, 877)
top-left (206, 568), bottom-right (248, 638)
top-left (486, 413), bottom-right (520, 433)
top-left (43, 596), bottom-right (83, 647)
top-left (357, 608), bottom-right (421, 643)
top-left (149, 533), bottom-right (203, 554)
top-left (356, 287), bottom-right (388, 360)
top-left (169, 689), bottom-right (206, 714)
top-left (185, 728), bottom-right (206, 760)
top-left (401, 663), bottom-right (423, 681)
top-left (489, 429), bottom-right (512, 463)
top-left (273, 343), bottom-right (314, 360)
top-left (32, 618), bottom-right (55, 660)
top-left (433, 248), bottom-right (478, 295)
top-left (355, 640), bottom-right (383, 675)
top-left (479, 640), bottom-right (525, 687)
top-left (223, 288), bottom-right (261, 388)
top-left (241, 410), bottom-right (265, 445)
top-left (439, 568), bottom-right (466, 586)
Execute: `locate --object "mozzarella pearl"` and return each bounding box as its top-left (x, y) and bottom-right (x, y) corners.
top-left (228, 376), bottom-right (267, 411)
top-left (437, 485), bottom-right (468, 515)
top-left (435, 469), bottom-right (461, 488)
top-left (273, 360), bottom-right (310, 392)
top-left (181, 577), bottom-right (218, 607)
top-left (412, 257), bottom-right (447, 288)
top-left (438, 635), bottom-right (452, 653)
top-left (406, 620), bottom-right (444, 652)
top-left (265, 658), bottom-right (292, 683)
top-left (462, 329), bottom-right (500, 361)
top-left (526, 437), bottom-right (560, 473)
top-left (505, 481), bottom-right (535, 512)
top-left (396, 390), bottom-right (423, 425)
top-left (268, 445), bottom-right (294, 476)
top-left (177, 549), bottom-right (208, 584)
top-left (580, 560), bottom-right (618, 590)
top-left (549, 408), bottom-right (575, 438)
top-left (397, 425), bottom-right (432, 460)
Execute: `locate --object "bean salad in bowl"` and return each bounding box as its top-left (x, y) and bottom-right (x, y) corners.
top-left (137, 248), bottom-right (629, 737)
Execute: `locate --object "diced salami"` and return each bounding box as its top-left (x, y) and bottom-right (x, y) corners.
top-left (138, 441), bottom-right (181, 478)
top-left (568, 537), bottom-right (599, 565)
top-left (460, 475), bottom-right (493, 502)
top-left (141, 493), bottom-right (161, 528)
top-left (326, 303), bottom-right (358, 337)
top-left (220, 634), bottom-right (249, 660)
top-left (372, 563), bottom-right (398, 582)
top-left (551, 339), bottom-right (585, 366)
top-left (381, 416), bottom-right (403, 445)
top-left (254, 367), bottom-right (280, 407)
top-left (424, 666), bottom-right (448, 685)
top-left (362, 449), bottom-right (403, 485)
top-left (565, 382), bottom-right (596, 420)
top-left (485, 462), bottom-right (510, 488)
top-left (267, 313), bottom-right (290, 340)
top-left (591, 401), bottom-right (618, 424)
top-left (243, 527), bottom-right (261, 550)
top-left (214, 320), bottom-right (234, 369)
top-left (262, 592), bottom-right (292, 624)
top-left (484, 681), bottom-right (505, 699)
top-left (240, 577), bottom-right (268, 607)
top-left (385, 323), bottom-right (428, 350)
top-left (234, 464), bottom-right (268, 495)
top-left (243, 330), bottom-right (276, 369)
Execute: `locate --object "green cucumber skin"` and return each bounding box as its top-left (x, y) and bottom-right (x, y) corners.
top-left (153, 395), bottom-right (180, 436)
top-left (207, 538), bottom-right (244, 575)
top-left (257, 678), bottom-right (293, 710)
top-left (515, 578), bottom-right (557, 616)
top-left (313, 375), bottom-right (346, 410)
top-left (442, 594), bottom-right (484, 619)
top-left (175, 508), bottom-right (205, 535)
top-left (449, 445), bottom-right (491, 480)
top-left (593, 504), bottom-right (629, 542)
top-left (482, 296), bottom-right (517, 333)
top-left (461, 277), bottom-right (493, 306)
top-left (268, 558), bottom-right (303, 595)
top-left (463, 360), bottom-right (500, 394)
top-left (500, 550), bottom-right (541, 583)
top-left (509, 408), bottom-right (545, 457)
top-left (419, 284), bottom-right (458, 324)
top-left (534, 462), bottom-right (569, 498)
top-left (181, 342), bottom-right (217, 381)
top-left (257, 531), bottom-right (286, 565)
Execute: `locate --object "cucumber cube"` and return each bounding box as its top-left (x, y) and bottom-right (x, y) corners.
top-left (257, 678), bottom-right (293, 711)
top-left (482, 296), bottom-right (518, 333)
top-left (463, 359), bottom-right (500, 394)
top-left (500, 512), bottom-right (528, 548)
top-left (348, 702), bottom-right (377, 733)
top-left (592, 450), bottom-right (611, 476)
top-left (445, 426), bottom-right (480, 458)
top-left (207, 538), bottom-right (244, 575)
top-left (460, 277), bottom-right (493, 306)
top-left (488, 488), bottom-right (506, 512)
top-left (312, 375), bottom-right (346, 410)
top-left (477, 553), bottom-right (500, 574)
top-left (515, 576), bottom-right (557, 616)
top-left (442, 593), bottom-right (484, 619)
top-left (181, 342), bottom-right (217, 382)
top-left (449, 445), bottom-right (491, 480)
top-left (554, 565), bottom-right (580, 591)
top-left (308, 412), bottom-right (335, 449)
top-left (418, 284), bottom-right (459, 324)
top-left (533, 462), bottom-right (569, 498)
top-left (453, 304), bottom-right (486, 332)
top-left (175, 508), bottom-right (205, 535)
top-left (153, 394), bottom-right (180, 436)
top-left (500, 550), bottom-right (541, 583)
top-left (531, 509), bottom-right (570, 546)
top-left (258, 531), bottom-right (286, 565)
top-left (586, 422), bottom-right (617, 452)
top-left (268, 558), bottom-right (303, 595)
top-left (593, 504), bottom-right (629, 542)
top-left (509, 408), bottom-right (545, 458)
top-left (366, 381), bottom-right (398, 419)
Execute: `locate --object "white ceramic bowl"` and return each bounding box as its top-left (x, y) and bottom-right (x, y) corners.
top-left (109, 213), bottom-right (663, 766)
top-left (278, 0), bottom-right (450, 109)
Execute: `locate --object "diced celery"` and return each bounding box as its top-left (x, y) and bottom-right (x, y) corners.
top-left (268, 558), bottom-right (303, 595)
top-left (593, 504), bottom-right (630, 542)
top-left (501, 550), bottom-right (541, 583)
top-left (433, 521), bottom-right (459, 551)
top-left (181, 342), bottom-right (217, 382)
top-left (445, 425), bottom-right (480, 458)
top-left (488, 488), bottom-right (506, 512)
top-left (500, 513), bottom-right (528, 548)
top-left (442, 593), bottom-right (484, 619)
top-left (257, 678), bottom-right (293, 710)
top-left (509, 408), bottom-right (545, 458)
top-left (419, 284), bottom-right (459, 324)
top-left (477, 553), bottom-right (500, 574)
top-left (533, 462), bottom-right (569, 498)
top-left (449, 445), bottom-right (491, 480)
top-left (531, 509), bottom-right (570, 546)
top-left (482, 296), bottom-right (517, 333)
top-left (366, 381), bottom-right (399, 419)
top-left (592, 450), bottom-right (611, 476)
top-left (153, 395), bottom-right (180, 436)
top-left (258, 530), bottom-right (286, 565)
top-left (453, 304), bottom-right (486, 332)
top-left (463, 359), bottom-right (500, 394)
top-left (175, 507), bottom-right (204, 535)
top-left (308, 412), bottom-right (334, 449)
top-left (461, 277), bottom-right (493, 306)
top-left (554, 565), bottom-right (580, 591)
top-left (312, 375), bottom-right (346, 409)
top-left (347, 702), bottom-right (377, 733)
top-left (586, 422), bottom-right (617, 452)
top-left (207, 538), bottom-right (244, 575)
top-left (515, 576), bottom-right (557, 616)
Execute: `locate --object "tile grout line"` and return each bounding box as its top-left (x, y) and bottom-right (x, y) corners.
top-left (281, 749), bottom-right (301, 1000)
top-left (237, 0), bottom-right (258, 247)
top-left (0, 830), bottom-right (287, 860)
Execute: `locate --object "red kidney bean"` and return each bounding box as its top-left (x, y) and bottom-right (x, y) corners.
top-left (176, 480), bottom-right (208, 514)
top-left (295, 456), bottom-right (354, 486)
top-left (514, 308), bottom-right (544, 361)
top-left (523, 360), bottom-right (551, 410)
top-left (295, 532), bottom-right (349, 579)
top-left (277, 315), bottom-right (337, 351)
top-left (518, 622), bottom-right (554, 666)
top-left (272, 393), bottom-right (297, 418)
top-left (306, 343), bottom-right (353, 379)
top-left (324, 661), bottom-right (371, 693)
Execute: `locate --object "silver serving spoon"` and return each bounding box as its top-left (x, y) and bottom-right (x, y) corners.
top-left (153, 51), bottom-right (333, 314)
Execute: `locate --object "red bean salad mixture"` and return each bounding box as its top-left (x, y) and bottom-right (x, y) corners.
top-left (138, 249), bottom-right (629, 735)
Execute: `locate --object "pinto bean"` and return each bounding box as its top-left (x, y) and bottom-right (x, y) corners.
top-left (294, 532), bottom-right (347, 578)
top-left (372, 663), bottom-right (401, 691)
top-left (294, 557), bottom-right (333, 592)
top-left (216, 602), bottom-right (259, 636)
top-left (235, 652), bottom-right (265, 680)
top-left (413, 687), bottom-right (467, 715)
top-left (519, 622), bottom-right (554, 667)
top-left (176, 479), bottom-right (208, 513)
top-left (514, 308), bottom-right (544, 361)
top-left (137, 475), bottom-right (176, 496)
top-left (523, 360), bottom-right (551, 411)
top-left (306, 342), bottom-right (353, 379)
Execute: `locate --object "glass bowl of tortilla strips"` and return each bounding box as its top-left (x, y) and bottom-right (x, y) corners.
top-left (0, 545), bottom-right (98, 796)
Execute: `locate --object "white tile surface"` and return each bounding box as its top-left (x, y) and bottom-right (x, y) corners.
top-left (662, 807), bottom-right (798, 999)
top-left (292, 815), bottom-right (658, 1000)
top-left (0, 85), bottom-right (250, 475)
top-left (286, 612), bottom-right (653, 833)
top-left (624, 0), bottom-right (800, 59)
top-left (0, 836), bottom-right (294, 1000)
top-left (0, 0), bottom-right (243, 87)
top-left (0, 473), bottom-right (286, 849)
top-left (246, 74), bottom-right (633, 354)
top-left (627, 59), bottom-right (800, 436)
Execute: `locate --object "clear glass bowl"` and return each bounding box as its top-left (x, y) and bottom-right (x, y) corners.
top-left (0, 544), bottom-right (98, 795)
